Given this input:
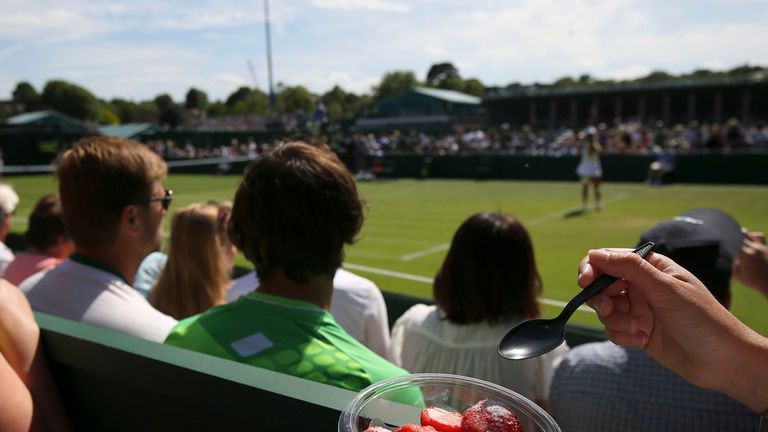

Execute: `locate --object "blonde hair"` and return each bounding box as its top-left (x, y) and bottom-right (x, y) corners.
top-left (150, 202), bottom-right (232, 320)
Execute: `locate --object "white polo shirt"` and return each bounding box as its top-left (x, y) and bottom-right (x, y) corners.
top-left (21, 255), bottom-right (177, 343)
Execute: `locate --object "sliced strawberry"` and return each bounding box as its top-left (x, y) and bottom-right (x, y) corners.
top-left (461, 399), bottom-right (525, 432)
top-left (419, 406), bottom-right (463, 432)
top-left (363, 427), bottom-right (393, 432)
top-left (393, 425), bottom-right (437, 432)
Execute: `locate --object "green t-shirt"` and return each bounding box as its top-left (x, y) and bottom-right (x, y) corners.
top-left (165, 291), bottom-right (410, 392)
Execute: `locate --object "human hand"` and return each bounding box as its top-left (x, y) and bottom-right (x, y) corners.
top-left (733, 230), bottom-right (768, 299)
top-left (577, 248), bottom-right (747, 392)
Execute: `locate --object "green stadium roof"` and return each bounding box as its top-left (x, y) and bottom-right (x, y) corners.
top-left (4, 110), bottom-right (88, 128)
top-left (99, 123), bottom-right (156, 139)
top-left (411, 87), bottom-right (482, 104)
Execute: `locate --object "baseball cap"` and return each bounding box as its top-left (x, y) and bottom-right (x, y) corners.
top-left (637, 208), bottom-right (743, 301)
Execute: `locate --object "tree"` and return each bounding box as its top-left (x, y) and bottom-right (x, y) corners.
top-left (154, 94), bottom-right (174, 111)
top-left (322, 85), bottom-right (371, 122)
top-left (225, 86), bottom-right (252, 107)
top-left (373, 71), bottom-right (419, 102)
top-left (153, 94), bottom-right (181, 128)
top-left (109, 98), bottom-right (139, 123)
top-left (435, 76), bottom-right (465, 92)
top-left (426, 62), bottom-right (459, 85)
top-left (12, 82), bottom-right (40, 111)
top-left (462, 78), bottom-right (485, 97)
top-left (185, 87), bottom-right (208, 110)
top-left (637, 70), bottom-right (673, 83)
top-left (276, 85), bottom-right (314, 113)
top-left (40, 80), bottom-right (100, 121)
top-left (230, 89), bottom-right (270, 115)
top-left (552, 76), bottom-right (574, 87)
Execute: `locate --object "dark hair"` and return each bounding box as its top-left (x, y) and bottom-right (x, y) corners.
top-left (56, 136), bottom-right (167, 247)
top-left (228, 142), bottom-right (363, 283)
top-left (434, 212), bottom-right (541, 325)
top-left (25, 194), bottom-right (68, 251)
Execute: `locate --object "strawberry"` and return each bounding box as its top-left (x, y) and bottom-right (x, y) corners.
top-left (461, 399), bottom-right (525, 432)
top-left (419, 407), bottom-right (463, 432)
top-left (363, 428), bottom-right (393, 432)
top-left (394, 425), bottom-right (437, 432)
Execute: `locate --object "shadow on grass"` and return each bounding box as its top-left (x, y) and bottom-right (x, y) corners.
top-left (563, 208), bottom-right (586, 218)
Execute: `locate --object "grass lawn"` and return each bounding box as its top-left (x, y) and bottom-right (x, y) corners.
top-left (6, 174), bottom-right (768, 335)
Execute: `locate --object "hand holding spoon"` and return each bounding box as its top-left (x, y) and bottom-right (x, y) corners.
top-left (498, 242), bottom-right (654, 360)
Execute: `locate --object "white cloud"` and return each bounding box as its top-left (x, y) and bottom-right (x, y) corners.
top-left (310, 0), bottom-right (410, 12)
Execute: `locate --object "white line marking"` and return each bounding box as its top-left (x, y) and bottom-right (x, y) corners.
top-left (527, 192), bottom-right (633, 225)
top-left (400, 243), bottom-right (450, 261)
top-left (344, 263), bottom-right (434, 284)
top-left (343, 262), bottom-right (594, 314)
top-left (396, 191), bottom-right (636, 260)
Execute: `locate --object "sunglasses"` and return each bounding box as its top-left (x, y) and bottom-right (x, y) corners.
top-left (145, 189), bottom-right (174, 211)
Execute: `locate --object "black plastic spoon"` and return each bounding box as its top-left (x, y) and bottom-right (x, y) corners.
top-left (498, 242), bottom-right (654, 360)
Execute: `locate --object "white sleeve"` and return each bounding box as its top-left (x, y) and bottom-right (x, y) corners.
top-left (363, 285), bottom-right (392, 361)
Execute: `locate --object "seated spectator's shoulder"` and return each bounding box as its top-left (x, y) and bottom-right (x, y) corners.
top-left (394, 303), bottom-right (437, 327)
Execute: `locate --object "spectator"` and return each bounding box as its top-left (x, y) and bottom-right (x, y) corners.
top-left (228, 268), bottom-right (393, 360)
top-left (551, 209), bottom-right (761, 430)
top-left (4, 195), bottom-right (73, 285)
top-left (21, 137), bottom-right (177, 343)
top-left (149, 202), bottom-right (237, 320)
top-left (390, 212), bottom-right (568, 410)
top-left (645, 139), bottom-right (678, 186)
top-left (165, 142), bottom-right (412, 393)
top-left (0, 183), bottom-right (19, 276)
top-left (133, 251), bottom-right (167, 299)
top-left (0, 279), bottom-right (71, 431)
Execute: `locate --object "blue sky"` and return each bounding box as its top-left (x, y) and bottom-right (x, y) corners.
top-left (1, 0), bottom-right (766, 102)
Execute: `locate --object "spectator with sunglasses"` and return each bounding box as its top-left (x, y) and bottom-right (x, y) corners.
top-left (149, 202), bottom-right (237, 320)
top-left (21, 137), bottom-right (177, 342)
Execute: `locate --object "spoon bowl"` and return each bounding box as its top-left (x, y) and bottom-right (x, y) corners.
top-left (498, 242), bottom-right (654, 360)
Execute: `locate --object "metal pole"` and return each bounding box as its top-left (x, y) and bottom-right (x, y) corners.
top-left (264, 0), bottom-right (275, 112)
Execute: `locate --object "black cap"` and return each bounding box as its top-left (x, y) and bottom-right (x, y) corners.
top-left (638, 208), bottom-right (743, 301)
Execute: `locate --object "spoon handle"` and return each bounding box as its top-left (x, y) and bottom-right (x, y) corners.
top-left (559, 242), bottom-right (655, 320)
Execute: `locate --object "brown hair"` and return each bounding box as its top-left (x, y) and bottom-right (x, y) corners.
top-left (25, 194), bottom-right (68, 252)
top-left (55, 136), bottom-right (167, 247)
top-left (433, 212), bottom-right (541, 325)
top-left (150, 202), bottom-right (232, 319)
top-left (228, 141), bottom-right (363, 283)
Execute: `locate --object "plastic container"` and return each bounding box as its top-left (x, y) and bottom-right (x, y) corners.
top-left (338, 373), bottom-right (560, 431)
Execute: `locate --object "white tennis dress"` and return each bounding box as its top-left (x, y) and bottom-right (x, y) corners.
top-left (576, 144), bottom-right (602, 178)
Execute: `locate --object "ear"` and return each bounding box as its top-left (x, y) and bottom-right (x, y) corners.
top-left (121, 205), bottom-right (143, 237)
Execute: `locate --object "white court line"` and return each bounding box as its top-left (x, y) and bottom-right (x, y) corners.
top-left (396, 191), bottom-right (636, 261)
top-left (343, 262), bottom-right (594, 314)
top-left (400, 243), bottom-right (450, 261)
top-left (526, 192), bottom-right (633, 225)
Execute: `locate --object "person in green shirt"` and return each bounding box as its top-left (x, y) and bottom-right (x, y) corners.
top-left (165, 142), bottom-right (410, 392)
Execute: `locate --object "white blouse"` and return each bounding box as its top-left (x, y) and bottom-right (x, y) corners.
top-left (390, 304), bottom-right (568, 401)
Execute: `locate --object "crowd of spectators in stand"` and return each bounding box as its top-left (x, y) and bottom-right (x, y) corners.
top-left (142, 118), bottom-right (768, 165)
top-left (2, 136), bottom-right (768, 430)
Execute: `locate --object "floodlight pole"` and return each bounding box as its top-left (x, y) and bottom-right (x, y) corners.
top-left (264, 0), bottom-right (276, 113)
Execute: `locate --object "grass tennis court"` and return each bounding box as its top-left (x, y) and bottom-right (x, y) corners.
top-left (6, 174), bottom-right (768, 335)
